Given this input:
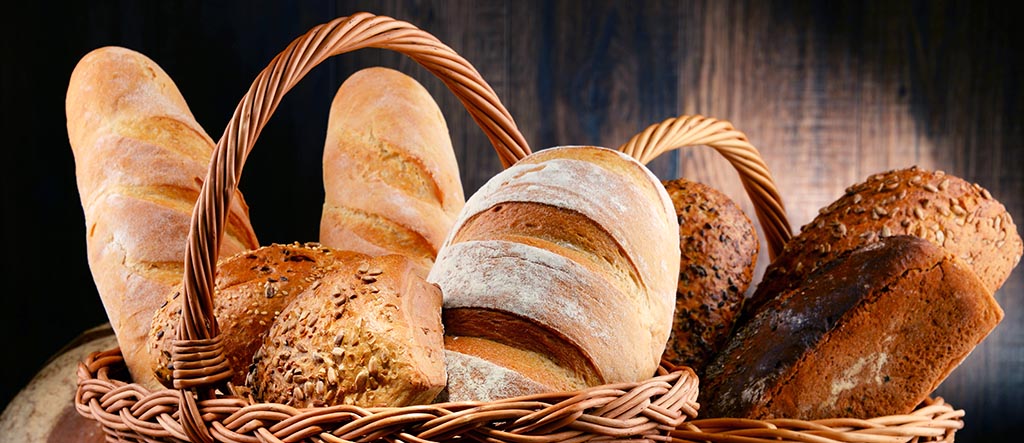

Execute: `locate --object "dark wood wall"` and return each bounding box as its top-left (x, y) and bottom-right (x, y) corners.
top-left (2, 1), bottom-right (1020, 440)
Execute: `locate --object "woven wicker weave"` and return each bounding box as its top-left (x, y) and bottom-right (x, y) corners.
top-left (72, 12), bottom-right (964, 443)
top-left (74, 13), bottom-right (699, 443)
top-left (616, 116), bottom-right (963, 443)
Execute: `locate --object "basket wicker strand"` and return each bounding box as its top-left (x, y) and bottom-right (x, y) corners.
top-left (74, 12), bottom-right (701, 443)
top-left (616, 117), bottom-right (964, 443)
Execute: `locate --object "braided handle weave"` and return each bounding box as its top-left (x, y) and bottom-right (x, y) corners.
top-left (172, 12), bottom-right (529, 442)
top-left (618, 115), bottom-right (792, 259)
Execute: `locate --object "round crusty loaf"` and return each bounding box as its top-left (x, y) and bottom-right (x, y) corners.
top-left (661, 178), bottom-right (758, 374)
top-left (746, 166), bottom-right (1022, 320)
top-left (320, 67), bottom-right (464, 273)
top-left (429, 146), bottom-right (679, 399)
top-left (147, 243), bottom-right (340, 387)
top-left (250, 253), bottom-right (446, 408)
top-left (67, 47), bottom-right (260, 389)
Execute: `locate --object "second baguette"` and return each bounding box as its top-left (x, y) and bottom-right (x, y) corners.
top-left (320, 67), bottom-right (464, 273)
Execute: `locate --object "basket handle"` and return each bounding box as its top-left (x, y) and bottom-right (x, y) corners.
top-left (618, 115), bottom-right (792, 259)
top-left (171, 13), bottom-right (529, 442)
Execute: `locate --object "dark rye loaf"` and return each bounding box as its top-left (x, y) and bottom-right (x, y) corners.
top-left (701, 236), bottom-right (1003, 420)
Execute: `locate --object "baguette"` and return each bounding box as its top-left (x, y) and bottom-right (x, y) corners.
top-left (320, 67), bottom-right (464, 273)
top-left (66, 46), bottom-right (259, 389)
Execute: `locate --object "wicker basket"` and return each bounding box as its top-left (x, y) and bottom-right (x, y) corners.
top-left (73, 12), bottom-right (964, 443)
top-left (616, 116), bottom-right (964, 443)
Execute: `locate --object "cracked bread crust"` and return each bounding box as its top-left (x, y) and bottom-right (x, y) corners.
top-left (702, 236), bottom-right (1003, 420)
top-left (147, 243), bottom-right (342, 387)
top-left (250, 254), bottom-right (445, 408)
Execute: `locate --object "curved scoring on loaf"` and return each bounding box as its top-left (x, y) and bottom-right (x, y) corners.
top-left (450, 201), bottom-right (643, 300)
top-left (431, 239), bottom-right (661, 383)
top-left (520, 146), bottom-right (677, 231)
top-left (448, 146), bottom-right (678, 305)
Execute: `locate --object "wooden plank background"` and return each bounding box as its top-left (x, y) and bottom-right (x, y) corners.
top-left (1, 1), bottom-right (1020, 440)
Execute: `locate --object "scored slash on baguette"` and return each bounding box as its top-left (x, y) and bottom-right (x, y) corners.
top-left (66, 47), bottom-right (260, 389)
top-left (319, 67), bottom-right (464, 274)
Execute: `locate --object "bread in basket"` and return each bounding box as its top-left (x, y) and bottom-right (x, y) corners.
top-left (68, 12), bottom-right (1012, 443)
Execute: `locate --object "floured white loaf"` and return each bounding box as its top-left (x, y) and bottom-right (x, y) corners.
top-left (320, 67), bottom-right (464, 274)
top-left (429, 146), bottom-right (679, 399)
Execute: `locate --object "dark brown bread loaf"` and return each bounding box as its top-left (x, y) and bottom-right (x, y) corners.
top-left (660, 178), bottom-right (758, 374)
top-left (746, 166), bottom-right (1022, 321)
top-left (147, 243), bottom-right (340, 387)
top-left (250, 254), bottom-right (445, 408)
top-left (702, 236), bottom-right (1003, 420)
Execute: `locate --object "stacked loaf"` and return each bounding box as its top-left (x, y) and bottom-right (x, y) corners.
top-left (320, 67), bottom-right (464, 274)
top-left (428, 146), bottom-right (680, 401)
top-left (66, 47), bottom-right (260, 389)
top-left (745, 166), bottom-right (1021, 319)
top-left (250, 253), bottom-right (445, 407)
top-left (702, 166), bottom-right (1018, 419)
top-left (702, 235), bottom-right (1003, 419)
top-left (147, 243), bottom-right (340, 387)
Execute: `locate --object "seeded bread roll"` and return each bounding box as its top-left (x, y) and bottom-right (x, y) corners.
top-left (702, 236), bottom-right (1003, 420)
top-left (320, 67), bottom-right (464, 273)
top-left (66, 47), bottom-right (260, 389)
top-left (661, 178), bottom-right (758, 374)
top-left (147, 243), bottom-right (340, 387)
top-left (251, 254), bottom-right (445, 407)
top-left (429, 146), bottom-right (679, 400)
top-left (746, 166), bottom-right (1022, 321)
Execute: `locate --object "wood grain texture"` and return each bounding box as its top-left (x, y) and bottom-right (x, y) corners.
top-left (1, 1), bottom-right (1020, 440)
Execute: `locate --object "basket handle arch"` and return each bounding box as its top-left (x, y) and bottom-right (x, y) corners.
top-left (618, 115), bottom-right (792, 259)
top-left (172, 12), bottom-right (530, 442)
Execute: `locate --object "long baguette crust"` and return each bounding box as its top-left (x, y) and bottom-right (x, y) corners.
top-left (321, 67), bottom-right (464, 273)
top-left (67, 46), bottom-right (259, 389)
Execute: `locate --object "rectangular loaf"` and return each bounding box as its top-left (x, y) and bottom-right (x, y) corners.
top-left (702, 235), bottom-right (1004, 419)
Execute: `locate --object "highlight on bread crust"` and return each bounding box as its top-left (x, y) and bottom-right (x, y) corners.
top-left (66, 46), bottom-right (259, 389)
top-left (320, 67), bottom-right (464, 274)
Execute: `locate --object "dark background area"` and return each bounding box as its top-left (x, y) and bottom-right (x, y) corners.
top-left (1, 1), bottom-right (1021, 441)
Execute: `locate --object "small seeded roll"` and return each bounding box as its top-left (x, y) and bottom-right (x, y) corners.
top-left (746, 166), bottom-right (1022, 321)
top-left (661, 178), bottom-right (758, 374)
top-left (250, 254), bottom-right (445, 408)
top-left (147, 243), bottom-right (341, 387)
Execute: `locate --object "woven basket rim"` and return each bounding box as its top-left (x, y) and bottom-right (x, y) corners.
top-left (71, 11), bottom-right (963, 443)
